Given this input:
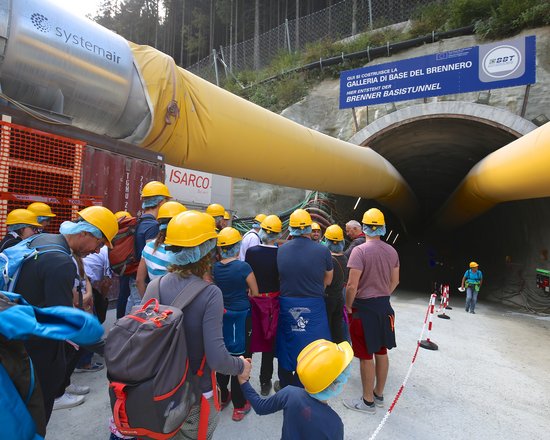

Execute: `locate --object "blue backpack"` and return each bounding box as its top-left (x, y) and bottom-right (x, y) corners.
top-left (0, 292), bottom-right (104, 440)
top-left (0, 235), bottom-right (71, 291)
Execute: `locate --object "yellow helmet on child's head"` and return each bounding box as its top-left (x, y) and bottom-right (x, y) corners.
top-left (469, 261), bottom-right (479, 268)
top-left (289, 209), bottom-right (312, 229)
top-left (296, 339), bottom-right (354, 394)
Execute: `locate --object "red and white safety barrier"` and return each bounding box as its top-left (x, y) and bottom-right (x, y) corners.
top-left (420, 294), bottom-right (439, 350)
top-left (437, 285), bottom-right (451, 319)
top-left (368, 294), bottom-right (436, 440)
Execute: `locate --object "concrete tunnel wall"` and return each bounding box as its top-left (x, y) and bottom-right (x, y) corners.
top-left (340, 103), bottom-right (550, 311)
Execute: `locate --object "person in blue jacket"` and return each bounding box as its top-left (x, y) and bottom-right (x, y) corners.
top-left (238, 338), bottom-right (353, 440)
top-left (461, 261), bottom-right (483, 314)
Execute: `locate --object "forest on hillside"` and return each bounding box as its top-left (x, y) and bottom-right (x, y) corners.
top-left (92, 0), bottom-right (345, 67)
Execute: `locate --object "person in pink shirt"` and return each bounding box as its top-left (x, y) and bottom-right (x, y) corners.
top-left (343, 208), bottom-right (399, 414)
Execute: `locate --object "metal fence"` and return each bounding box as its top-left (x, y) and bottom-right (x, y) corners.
top-left (187, 0), bottom-right (438, 84)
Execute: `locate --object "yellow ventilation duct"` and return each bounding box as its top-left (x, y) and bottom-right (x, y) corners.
top-left (436, 122), bottom-right (550, 229)
top-left (131, 43), bottom-right (418, 223)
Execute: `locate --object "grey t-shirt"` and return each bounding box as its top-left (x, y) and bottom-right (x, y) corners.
top-left (146, 272), bottom-right (244, 393)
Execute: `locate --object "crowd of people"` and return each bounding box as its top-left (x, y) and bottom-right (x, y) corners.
top-left (0, 180), bottom-right (417, 439)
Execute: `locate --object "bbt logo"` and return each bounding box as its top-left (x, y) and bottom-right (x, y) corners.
top-left (31, 13), bottom-right (51, 33)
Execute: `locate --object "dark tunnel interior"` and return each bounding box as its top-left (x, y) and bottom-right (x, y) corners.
top-left (335, 117), bottom-right (550, 302)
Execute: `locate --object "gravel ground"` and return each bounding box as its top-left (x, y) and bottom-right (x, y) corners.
top-left (48, 289), bottom-right (550, 440)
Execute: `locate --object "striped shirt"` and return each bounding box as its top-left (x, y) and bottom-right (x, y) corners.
top-left (141, 241), bottom-right (171, 280)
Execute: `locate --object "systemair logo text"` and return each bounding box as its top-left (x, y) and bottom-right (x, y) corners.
top-left (482, 45), bottom-right (521, 79)
top-left (30, 13), bottom-right (121, 64)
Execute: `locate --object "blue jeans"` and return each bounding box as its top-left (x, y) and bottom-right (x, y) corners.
top-left (465, 287), bottom-right (478, 312)
top-left (125, 278), bottom-right (142, 315)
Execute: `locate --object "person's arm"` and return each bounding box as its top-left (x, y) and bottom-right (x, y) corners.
top-left (82, 276), bottom-right (93, 312)
top-left (389, 266), bottom-right (400, 293)
top-left (136, 258), bottom-right (148, 297)
top-left (346, 268), bottom-right (362, 314)
top-left (239, 381), bottom-right (289, 416)
top-left (246, 272), bottom-right (259, 297)
top-left (461, 275), bottom-right (466, 289)
top-left (202, 288), bottom-right (247, 376)
top-left (324, 269), bottom-right (334, 288)
top-left (323, 247), bottom-right (334, 287)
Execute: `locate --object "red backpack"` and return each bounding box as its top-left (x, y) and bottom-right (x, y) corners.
top-left (108, 216), bottom-right (140, 276)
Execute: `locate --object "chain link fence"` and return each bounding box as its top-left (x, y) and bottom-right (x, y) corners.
top-left (187, 0), bottom-right (439, 84)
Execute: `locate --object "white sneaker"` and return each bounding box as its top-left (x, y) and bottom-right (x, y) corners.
top-left (343, 397), bottom-right (376, 414)
top-left (53, 392), bottom-right (85, 410)
top-left (66, 383), bottom-right (90, 395)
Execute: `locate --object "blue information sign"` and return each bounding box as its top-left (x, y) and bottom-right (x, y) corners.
top-left (339, 35), bottom-right (536, 109)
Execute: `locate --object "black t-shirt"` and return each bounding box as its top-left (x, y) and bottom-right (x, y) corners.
top-left (14, 234), bottom-right (76, 308)
top-left (245, 244), bottom-right (279, 293)
top-left (0, 232), bottom-right (21, 253)
top-left (325, 254), bottom-right (348, 299)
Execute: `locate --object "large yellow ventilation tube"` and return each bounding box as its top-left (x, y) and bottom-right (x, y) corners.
top-left (130, 44), bottom-right (418, 223)
top-left (436, 122), bottom-right (550, 229)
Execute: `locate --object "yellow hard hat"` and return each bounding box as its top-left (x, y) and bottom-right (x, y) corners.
top-left (114, 211), bottom-right (132, 220)
top-left (469, 261), bottom-right (479, 268)
top-left (324, 224), bottom-right (344, 242)
top-left (362, 208), bottom-right (385, 227)
top-left (157, 201), bottom-right (187, 220)
top-left (78, 206), bottom-right (119, 248)
top-left (27, 202), bottom-right (56, 218)
top-left (224, 211), bottom-right (231, 220)
top-left (311, 222), bottom-right (321, 231)
top-left (206, 203), bottom-right (225, 217)
top-left (6, 209), bottom-right (42, 227)
top-left (217, 227), bottom-right (242, 247)
top-left (296, 339), bottom-right (354, 394)
top-left (289, 209), bottom-right (312, 229)
top-left (141, 181), bottom-right (171, 198)
top-left (165, 210), bottom-right (217, 247)
top-left (261, 214), bottom-right (282, 233)
top-left (254, 213), bottom-right (267, 223)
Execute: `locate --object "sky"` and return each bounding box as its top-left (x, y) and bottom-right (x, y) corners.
top-left (52, 0), bottom-right (102, 18)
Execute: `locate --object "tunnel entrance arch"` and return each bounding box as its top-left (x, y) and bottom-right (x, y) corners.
top-left (348, 102), bottom-right (538, 220)
top-left (344, 102), bottom-right (546, 301)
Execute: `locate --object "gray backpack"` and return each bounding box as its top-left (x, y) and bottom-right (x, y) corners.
top-left (105, 276), bottom-right (209, 440)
